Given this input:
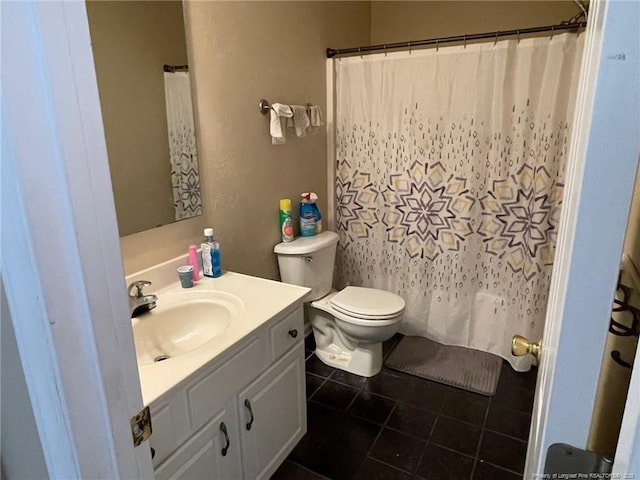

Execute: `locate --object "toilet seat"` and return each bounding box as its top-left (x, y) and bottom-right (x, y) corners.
top-left (330, 286), bottom-right (405, 319)
top-left (311, 287), bottom-right (405, 327)
top-left (331, 308), bottom-right (402, 327)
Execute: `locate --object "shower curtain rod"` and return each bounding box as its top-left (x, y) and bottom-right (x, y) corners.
top-left (326, 22), bottom-right (586, 58)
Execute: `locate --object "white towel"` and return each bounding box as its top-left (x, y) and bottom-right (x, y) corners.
top-left (270, 103), bottom-right (293, 144)
top-left (287, 105), bottom-right (311, 137)
top-left (308, 105), bottom-right (323, 134)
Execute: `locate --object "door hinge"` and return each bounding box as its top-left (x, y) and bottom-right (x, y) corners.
top-left (130, 406), bottom-right (152, 447)
top-left (545, 443), bottom-right (613, 476)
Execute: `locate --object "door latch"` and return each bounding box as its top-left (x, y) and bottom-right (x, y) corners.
top-left (130, 406), bottom-right (152, 447)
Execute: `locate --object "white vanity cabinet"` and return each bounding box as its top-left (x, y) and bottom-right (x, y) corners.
top-left (148, 306), bottom-right (306, 480)
top-left (238, 345), bottom-right (306, 479)
top-left (155, 400), bottom-right (242, 480)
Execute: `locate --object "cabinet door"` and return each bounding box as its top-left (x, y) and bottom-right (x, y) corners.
top-left (155, 400), bottom-right (242, 480)
top-left (149, 391), bottom-right (190, 468)
top-left (239, 344), bottom-right (306, 480)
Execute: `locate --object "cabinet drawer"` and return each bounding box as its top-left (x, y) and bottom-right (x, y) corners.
top-left (269, 308), bottom-right (304, 361)
top-left (187, 334), bottom-right (268, 429)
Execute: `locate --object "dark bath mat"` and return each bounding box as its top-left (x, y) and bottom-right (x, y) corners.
top-left (385, 336), bottom-right (503, 396)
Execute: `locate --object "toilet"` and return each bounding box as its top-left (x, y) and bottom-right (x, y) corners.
top-left (274, 231), bottom-right (405, 377)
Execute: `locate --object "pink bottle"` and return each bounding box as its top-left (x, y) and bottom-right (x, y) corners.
top-left (188, 245), bottom-right (200, 282)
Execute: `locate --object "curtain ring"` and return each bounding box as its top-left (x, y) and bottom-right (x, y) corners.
top-left (464, 35), bottom-right (467, 49)
top-left (358, 47), bottom-right (363, 59)
top-left (408, 41), bottom-right (412, 54)
top-left (436, 39), bottom-right (439, 52)
top-left (517, 29), bottom-right (520, 44)
top-left (383, 44), bottom-right (387, 57)
top-left (550, 25), bottom-right (555, 40)
top-left (494, 31), bottom-right (499, 46)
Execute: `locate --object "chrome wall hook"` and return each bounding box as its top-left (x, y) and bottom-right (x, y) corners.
top-left (258, 99), bottom-right (271, 115)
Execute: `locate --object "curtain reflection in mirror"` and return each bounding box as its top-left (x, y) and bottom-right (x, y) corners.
top-left (163, 70), bottom-right (202, 221)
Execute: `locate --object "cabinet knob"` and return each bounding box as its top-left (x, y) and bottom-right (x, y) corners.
top-left (288, 329), bottom-right (298, 338)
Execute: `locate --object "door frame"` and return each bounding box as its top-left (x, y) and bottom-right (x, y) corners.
top-left (524, 0), bottom-right (640, 476)
top-left (1, 1), bottom-right (153, 478)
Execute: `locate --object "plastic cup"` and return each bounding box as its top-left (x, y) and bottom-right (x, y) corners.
top-left (177, 265), bottom-right (195, 288)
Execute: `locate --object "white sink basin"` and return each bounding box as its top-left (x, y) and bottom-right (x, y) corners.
top-left (132, 291), bottom-right (244, 366)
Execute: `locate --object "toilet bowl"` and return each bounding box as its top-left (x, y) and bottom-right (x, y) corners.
top-left (274, 231), bottom-right (405, 377)
top-left (310, 288), bottom-right (404, 376)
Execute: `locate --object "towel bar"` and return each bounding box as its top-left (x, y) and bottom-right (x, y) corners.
top-left (259, 99), bottom-right (313, 115)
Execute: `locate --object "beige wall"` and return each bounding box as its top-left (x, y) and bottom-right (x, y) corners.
top-left (371, 1), bottom-right (578, 44)
top-left (623, 158), bottom-right (640, 270)
top-left (120, 215), bottom-right (206, 275)
top-left (181, 1), bottom-right (370, 279)
top-left (87, 1), bottom-right (186, 236)
top-left (119, 0), bottom-right (581, 278)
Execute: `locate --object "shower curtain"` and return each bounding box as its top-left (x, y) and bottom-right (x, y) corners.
top-left (163, 71), bottom-right (202, 221)
top-left (334, 33), bottom-right (584, 371)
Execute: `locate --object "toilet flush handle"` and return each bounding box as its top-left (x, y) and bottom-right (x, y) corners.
top-left (302, 255), bottom-right (313, 262)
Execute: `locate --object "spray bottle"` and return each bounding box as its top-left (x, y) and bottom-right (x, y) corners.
top-left (279, 199), bottom-right (294, 242)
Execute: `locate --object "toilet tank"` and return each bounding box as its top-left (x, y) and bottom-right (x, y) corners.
top-left (274, 231), bottom-right (339, 301)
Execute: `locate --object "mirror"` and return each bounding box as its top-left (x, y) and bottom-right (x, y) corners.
top-left (86, 0), bottom-right (202, 237)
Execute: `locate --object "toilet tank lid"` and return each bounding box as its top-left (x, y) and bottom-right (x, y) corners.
top-left (274, 231), bottom-right (338, 255)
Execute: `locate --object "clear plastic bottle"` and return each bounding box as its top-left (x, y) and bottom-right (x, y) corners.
top-left (201, 228), bottom-right (222, 278)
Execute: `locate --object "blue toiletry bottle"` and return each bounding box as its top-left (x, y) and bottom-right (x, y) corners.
top-left (202, 228), bottom-right (222, 278)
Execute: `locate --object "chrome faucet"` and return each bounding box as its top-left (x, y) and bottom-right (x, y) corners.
top-left (128, 280), bottom-right (157, 318)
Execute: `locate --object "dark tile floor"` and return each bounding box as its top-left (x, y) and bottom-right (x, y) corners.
top-left (272, 334), bottom-right (537, 480)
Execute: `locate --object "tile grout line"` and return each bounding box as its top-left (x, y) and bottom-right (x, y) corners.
top-left (351, 367), bottom-right (400, 478)
top-left (469, 395), bottom-right (493, 479)
top-left (482, 425), bottom-right (530, 444)
top-left (361, 401), bottom-right (398, 472)
top-left (363, 458), bottom-right (414, 477)
top-left (420, 438), bottom-right (477, 461)
top-left (303, 344), bottom-right (534, 479)
top-left (306, 370), bottom-right (331, 402)
top-left (474, 459), bottom-right (527, 477)
top-left (411, 412), bottom-right (443, 479)
top-left (363, 343), bottom-right (437, 477)
top-left (284, 460), bottom-right (332, 480)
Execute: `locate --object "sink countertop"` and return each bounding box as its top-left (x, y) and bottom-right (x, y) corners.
top-left (130, 268), bottom-right (310, 406)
